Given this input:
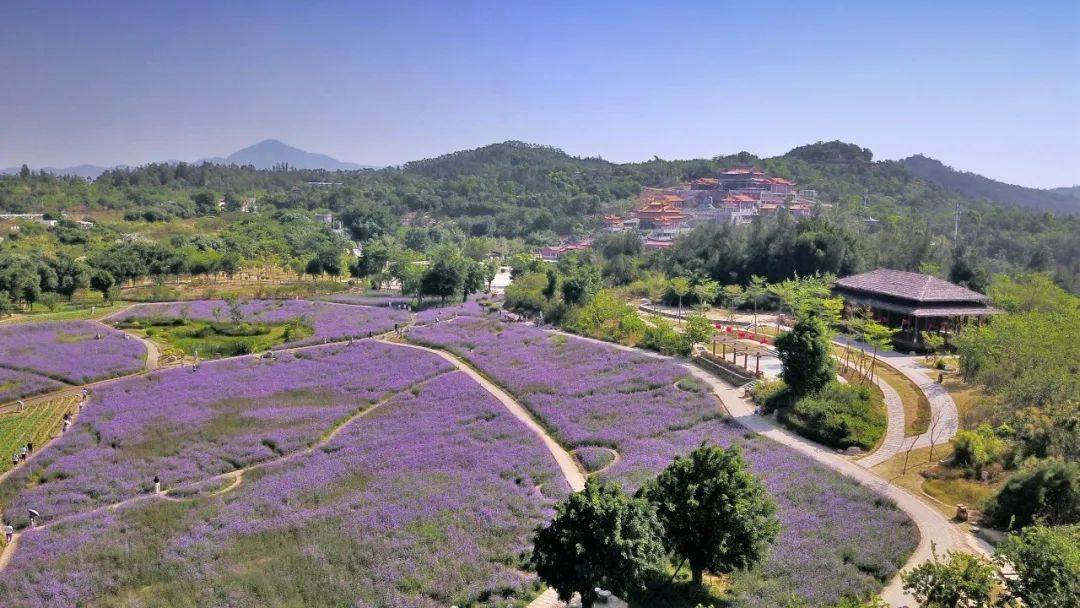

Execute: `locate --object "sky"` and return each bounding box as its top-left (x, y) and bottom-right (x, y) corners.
top-left (1, 0), bottom-right (1077, 187)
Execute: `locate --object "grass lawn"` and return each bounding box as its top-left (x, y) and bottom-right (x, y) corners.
top-left (120, 278), bottom-right (349, 302)
top-left (835, 345), bottom-right (932, 436)
top-left (870, 444), bottom-right (1001, 522)
top-left (121, 318), bottom-right (313, 358)
top-left (0, 395), bottom-right (77, 474)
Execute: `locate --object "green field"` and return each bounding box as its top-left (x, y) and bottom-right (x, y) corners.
top-left (0, 395), bottom-right (77, 473)
top-left (119, 318), bottom-right (313, 358)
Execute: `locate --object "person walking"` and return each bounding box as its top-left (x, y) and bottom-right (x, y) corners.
top-left (62, 416), bottom-right (71, 434)
top-left (16, 400), bottom-right (25, 412)
top-left (19, 446), bottom-right (27, 462)
top-left (153, 475), bottom-right (161, 494)
top-left (27, 509), bottom-right (39, 528)
top-left (11, 453), bottom-right (18, 468)
top-left (4, 522), bottom-right (13, 544)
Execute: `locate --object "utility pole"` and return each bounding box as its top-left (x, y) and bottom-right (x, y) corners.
top-left (953, 201), bottom-right (960, 244)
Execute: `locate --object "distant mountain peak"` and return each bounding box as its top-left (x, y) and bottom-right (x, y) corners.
top-left (204, 139), bottom-right (372, 171)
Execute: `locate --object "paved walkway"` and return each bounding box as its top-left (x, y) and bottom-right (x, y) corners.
top-left (835, 336), bottom-right (959, 450)
top-left (834, 360), bottom-right (908, 468)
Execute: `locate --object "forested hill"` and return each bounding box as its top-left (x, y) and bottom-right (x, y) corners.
top-left (902, 154), bottom-right (1080, 215)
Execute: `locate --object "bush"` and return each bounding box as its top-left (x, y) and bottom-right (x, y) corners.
top-left (750, 379), bottom-right (790, 414)
top-left (777, 382), bottom-right (885, 450)
top-left (952, 424), bottom-right (1010, 476)
top-left (984, 460), bottom-right (1080, 530)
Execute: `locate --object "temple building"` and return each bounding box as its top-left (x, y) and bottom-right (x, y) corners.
top-left (833, 269), bottom-right (999, 351)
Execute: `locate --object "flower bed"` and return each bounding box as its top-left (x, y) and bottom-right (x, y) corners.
top-left (0, 340), bottom-right (453, 524)
top-left (0, 372), bottom-right (567, 607)
top-left (107, 299), bottom-right (410, 348)
top-left (319, 291), bottom-right (415, 307)
top-left (408, 317), bottom-right (919, 607)
top-left (0, 368), bottom-right (65, 404)
top-left (0, 321), bottom-right (147, 384)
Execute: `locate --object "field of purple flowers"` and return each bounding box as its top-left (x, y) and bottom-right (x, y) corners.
top-left (0, 340), bottom-right (452, 524)
top-left (0, 367), bottom-right (65, 404)
top-left (319, 291), bottom-right (414, 307)
top-left (107, 299), bottom-right (410, 347)
top-left (0, 371), bottom-right (568, 607)
top-left (0, 321), bottom-right (147, 385)
top-left (409, 317), bottom-right (919, 607)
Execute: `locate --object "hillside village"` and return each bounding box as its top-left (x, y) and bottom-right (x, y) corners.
top-left (541, 165), bottom-right (823, 259)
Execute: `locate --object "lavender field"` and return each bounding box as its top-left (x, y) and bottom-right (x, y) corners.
top-left (0, 321), bottom-right (147, 384)
top-left (0, 340), bottom-right (452, 524)
top-left (107, 299), bottom-right (410, 347)
top-left (0, 367), bottom-right (65, 404)
top-left (0, 369), bottom-right (567, 607)
top-left (409, 317), bottom-right (919, 607)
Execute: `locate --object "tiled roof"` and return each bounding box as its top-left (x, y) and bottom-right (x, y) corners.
top-left (835, 269), bottom-right (989, 303)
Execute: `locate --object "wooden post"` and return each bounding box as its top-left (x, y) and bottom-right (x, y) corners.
top-left (743, 352), bottom-right (749, 369)
top-left (712, 340), bottom-right (716, 356)
top-left (755, 352), bottom-right (760, 375)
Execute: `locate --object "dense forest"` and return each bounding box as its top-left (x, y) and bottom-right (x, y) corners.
top-left (1, 141), bottom-right (1078, 298)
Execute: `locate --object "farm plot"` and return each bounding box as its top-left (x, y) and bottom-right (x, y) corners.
top-left (0, 371), bottom-right (567, 607)
top-left (0, 395), bottom-right (78, 474)
top-left (0, 321), bottom-right (147, 384)
top-left (0, 340), bottom-right (452, 524)
top-left (107, 299), bottom-right (410, 352)
top-left (409, 317), bottom-right (919, 607)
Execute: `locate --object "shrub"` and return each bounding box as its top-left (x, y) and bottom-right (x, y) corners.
top-left (751, 379), bottom-right (790, 414)
top-left (951, 424), bottom-right (1010, 476)
top-left (777, 382), bottom-right (885, 450)
top-left (995, 524), bottom-right (1080, 608)
top-left (984, 460), bottom-right (1080, 530)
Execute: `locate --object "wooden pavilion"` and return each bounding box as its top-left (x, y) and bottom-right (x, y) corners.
top-left (833, 269), bottom-right (999, 351)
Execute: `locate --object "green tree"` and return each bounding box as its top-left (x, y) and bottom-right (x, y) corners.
top-left (668, 276), bottom-right (692, 323)
top-left (862, 320), bottom-right (898, 382)
top-left (985, 460), bottom-right (1079, 529)
top-left (642, 444), bottom-right (780, 587)
top-left (531, 478), bottom-right (666, 608)
top-left (722, 284), bottom-right (745, 321)
top-left (0, 292), bottom-right (13, 317)
top-left (775, 318), bottom-right (835, 397)
top-left (421, 252), bottom-right (466, 303)
top-left (901, 547), bottom-right (997, 608)
top-left (692, 278), bottom-right (719, 312)
top-left (89, 270), bottom-right (115, 301)
top-left (745, 275), bottom-right (768, 330)
top-left (995, 524), bottom-right (1079, 608)
top-left (683, 313), bottom-right (716, 346)
top-left (562, 264), bottom-right (602, 306)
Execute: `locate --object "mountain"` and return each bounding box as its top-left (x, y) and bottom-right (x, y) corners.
top-left (1, 164), bottom-right (113, 179)
top-left (201, 139), bottom-right (372, 171)
top-left (902, 154), bottom-right (1080, 215)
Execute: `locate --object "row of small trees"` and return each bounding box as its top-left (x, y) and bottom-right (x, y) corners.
top-left (531, 444), bottom-right (780, 607)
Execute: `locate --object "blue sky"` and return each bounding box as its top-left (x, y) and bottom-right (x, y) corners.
top-left (1, 0), bottom-right (1077, 187)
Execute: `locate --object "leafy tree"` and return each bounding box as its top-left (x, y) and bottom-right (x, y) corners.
top-left (901, 547), bottom-right (997, 608)
top-left (994, 524), bottom-right (1079, 608)
top-left (722, 284), bottom-right (745, 321)
top-left (0, 292), bottom-right (13, 316)
top-left (745, 275), bottom-right (768, 329)
top-left (668, 276), bottom-right (692, 322)
top-left (683, 313), bottom-right (715, 346)
top-left (542, 268), bottom-right (559, 301)
top-left (775, 318), bottom-right (835, 397)
top-left (340, 201), bottom-right (395, 242)
top-left (462, 259), bottom-right (487, 302)
top-left (531, 478), bottom-right (666, 608)
top-left (984, 460), bottom-right (1079, 529)
top-left (562, 264), bottom-right (602, 306)
top-left (641, 444), bottom-right (779, 587)
top-left (862, 320), bottom-right (898, 382)
top-left (89, 269), bottom-right (115, 301)
top-left (691, 278), bottom-right (719, 311)
top-left (421, 251), bottom-right (466, 303)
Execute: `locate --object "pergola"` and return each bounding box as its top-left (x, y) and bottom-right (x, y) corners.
top-left (710, 333), bottom-right (773, 377)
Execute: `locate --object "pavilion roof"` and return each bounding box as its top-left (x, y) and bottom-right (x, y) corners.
top-left (835, 269), bottom-right (989, 303)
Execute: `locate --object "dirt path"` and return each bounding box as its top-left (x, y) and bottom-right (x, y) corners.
top-left (0, 533), bottom-right (18, 571)
top-left (378, 339), bottom-right (586, 492)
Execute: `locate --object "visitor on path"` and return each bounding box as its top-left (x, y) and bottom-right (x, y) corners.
top-left (27, 509), bottom-right (39, 528)
top-left (4, 523), bottom-right (13, 543)
top-left (62, 416), bottom-right (71, 434)
top-left (16, 400), bottom-right (24, 412)
top-left (81, 388), bottom-right (89, 402)
top-left (26, 442), bottom-right (32, 454)
top-left (153, 475), bottom-right (161, 494)
top-left (11, 453), bottom-right (18, 467)
top-left (19, 446), bottom-right (27, 462)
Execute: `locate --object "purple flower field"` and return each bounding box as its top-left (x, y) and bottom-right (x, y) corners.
top-left (0, 321), bottom-right (147, 384)
top-left (0, 371), bottom-right (567, 607)
top-left (409, 317), bottom-right (919, 607)
top-left (0, 367), bottom-right (66, 404)
top-left (0, 340), bottom-right (453, 524)
top-left (319, 291), bottom-right (415, 307)
top-left (107, 299), bottom-right (410, 347)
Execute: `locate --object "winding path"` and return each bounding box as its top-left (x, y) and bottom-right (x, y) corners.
top-left (544, 328), bottom-right (989, 607)
top-left (377, 339), bottom-right (586, 493)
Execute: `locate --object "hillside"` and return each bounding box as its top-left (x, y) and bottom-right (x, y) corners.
top-left (902, 154), bottom-right (1080, 214)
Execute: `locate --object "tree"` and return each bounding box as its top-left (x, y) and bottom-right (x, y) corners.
top-left (683, 313), bottom-right (715, 347)
top-left (18, 164), bottom-right (30, 179)
top-left (775, 318), bottom-right (835, 397)
top-left (0, 292), bottom-right (13, 317)
top-left (921, 331), bottom-right (945, 365)
top-left (722, 284), bottom-right (745, 321)
top-left (421, 253), bottom-right (466, 303)
top-left (542, 268), bottom-right (559, 301)
top-left (52, 256), bottom-right (90, 300)
top-left (745, 275), bottom-right (768, 330)
top-left (901, 547), bottom-right (997, 608)
top-left (862, 320), bottom-right (898, 383)
top-left (984, 460), bottom-right (1079, 529)
top-left (642, 444), bottom-right (780, 587)
top-left (668, 276), bottom-right (692, 323)
top-left (692, 278), bottom-right (719, 312)
top-left (462, 259), bottom-right (487, 302)
top-left (995, 524), bottom-right (1079, 608)
top-left (562, 264), bottom-right (602, 306)
top-left (531, 478), bottom-right (666, 608)
top-left (89, 270), bottom-right (115, 301)
top-left (351, 241), bottom-right (391, 287)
